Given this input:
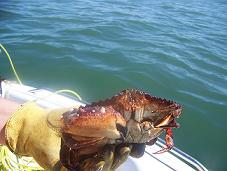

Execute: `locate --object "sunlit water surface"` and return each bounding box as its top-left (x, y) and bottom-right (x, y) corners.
top-left (0, 0), bottom-right (227, 170)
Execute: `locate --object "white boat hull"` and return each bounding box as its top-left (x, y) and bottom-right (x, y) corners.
top-left (0, 81), bottom-right (208, 171)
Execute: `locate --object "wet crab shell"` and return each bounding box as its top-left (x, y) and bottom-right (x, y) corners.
top-left (60, 105), bottom-right (126, 140)
top-left (58, 89), bottom-right (181, 148)
top-left (56, 89), bottom-right (182, 170)
top-left (89, 89), bottom-right (181, 123)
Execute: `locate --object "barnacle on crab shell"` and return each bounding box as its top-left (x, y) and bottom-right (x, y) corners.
top-left (55, 89), bottom-right (182, 147)
top-left (53, 89), bottom-right (182, 170)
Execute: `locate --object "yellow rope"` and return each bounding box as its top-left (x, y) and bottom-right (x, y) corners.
top-left (32, 89), bottom-right (82, 104)
top-left (0, 43), bottom-right (82, 101)
top-left (0, 44), bottom-right (83, 170)
top-left (53, 89), bottom-right (82, 101)
top-left (0, 44), bottom-right (23, 85)
top-left (0, 145), bottom-right (44, 171)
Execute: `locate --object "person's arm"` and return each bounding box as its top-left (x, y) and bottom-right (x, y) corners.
top-left (0, 97), bottom-right (20, 144)
top-left (0, 97), bottom-right (147, 170)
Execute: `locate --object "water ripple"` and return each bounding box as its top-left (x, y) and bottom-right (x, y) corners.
top-left (1, 0), bottom-right (227, 170)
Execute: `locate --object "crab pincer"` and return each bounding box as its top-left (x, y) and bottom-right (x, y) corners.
top-left (47, 89), bottom-right (182, 170)
top-left (51, 89), bottom-right (182, 152)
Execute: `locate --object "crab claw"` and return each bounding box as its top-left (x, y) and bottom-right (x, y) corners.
top-left (61, 106), bottom-right (126, 139)
top-left (58, 105), bottom-right (128, 150)
top-left (153, 128), bottom-right (174, 154)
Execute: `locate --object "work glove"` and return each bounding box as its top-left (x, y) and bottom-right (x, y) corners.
top-left (5, 102), bottom-right (67, 170)
top-left (5, 102), bottom-right (154, 171)
top-left (60, 134), bottom-right (157, 171)
top-left (60, 139), bottom-right (148, 171)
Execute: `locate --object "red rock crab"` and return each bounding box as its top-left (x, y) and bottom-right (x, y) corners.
top-left (48, 89), bottom-right (182, 170)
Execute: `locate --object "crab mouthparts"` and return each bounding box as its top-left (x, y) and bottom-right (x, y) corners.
top-left (154, 115), bottom-right (180, 128)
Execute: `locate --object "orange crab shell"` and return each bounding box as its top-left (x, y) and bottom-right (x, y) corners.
top-left (60, 106), bottom-right (126, 140)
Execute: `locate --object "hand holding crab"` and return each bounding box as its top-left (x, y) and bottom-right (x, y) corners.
top-left (48, 89), bottom-right (182, 170)
top-left (2, 98), bottom-right (146, 171)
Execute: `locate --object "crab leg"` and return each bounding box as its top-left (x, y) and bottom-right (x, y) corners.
top-left (62, 133), bottom-right (106, 150)
top-left (153, 128), bottom-right (174, 154)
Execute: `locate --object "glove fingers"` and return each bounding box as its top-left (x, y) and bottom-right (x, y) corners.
top-left (80, 145), bottom-right (115, 171)
top-left (102, 145), bottom-right (115, 170)
top-left (130, 143), bottom-right (146, 158)
top-left (80, 158), bottom-right (105, 171)
top-left (146, 138), bottom-right (157, 146)
top-left (130, 138), bottom-right (157, 158)
top-left (111, 144), bottom-right (131, 170)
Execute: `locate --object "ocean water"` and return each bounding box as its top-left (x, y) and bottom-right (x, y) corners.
top-left (0, 0), bottom-right (227, 170)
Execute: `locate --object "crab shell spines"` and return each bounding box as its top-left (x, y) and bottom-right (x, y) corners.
top-left (84, 89), bottom-right (182, 144)
top-left (60, 89), bottom-right (182, 145)
top-left (88, 89), bottom-right (181, 123)
top-left (58, 89), bottom-right (182, 170)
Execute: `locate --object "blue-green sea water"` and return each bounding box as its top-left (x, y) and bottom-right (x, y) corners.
top-left (0, 0), bottom-right (227, 170)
